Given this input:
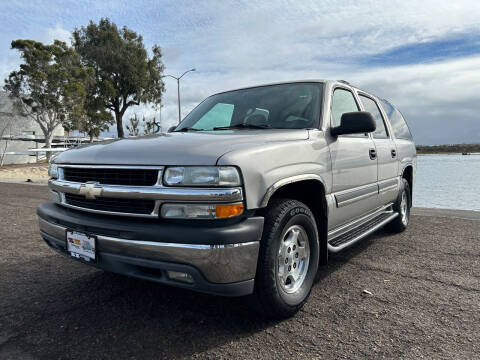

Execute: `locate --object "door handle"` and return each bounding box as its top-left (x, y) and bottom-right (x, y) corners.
top-left (369, 148), bottom-right (377, 160)
top-left (391, 149), bottom-right (397, 158)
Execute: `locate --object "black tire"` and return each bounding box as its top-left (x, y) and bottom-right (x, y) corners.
top-left (386, 178), bottom-right (411, 233)
top-left (251, 198), bottom-right (319, 319)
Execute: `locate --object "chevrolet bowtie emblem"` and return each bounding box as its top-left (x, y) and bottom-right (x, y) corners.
top-left (79, 182), bottom-right (103, 200)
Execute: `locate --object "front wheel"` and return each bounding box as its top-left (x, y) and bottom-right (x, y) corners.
top-left (251, 199), bottom-right (319, 319)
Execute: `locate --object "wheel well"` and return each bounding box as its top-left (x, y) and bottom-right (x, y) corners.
top-left (402, 165), bottom-right (413, 197)
top-left (261, 180), bottom-right (328, 265)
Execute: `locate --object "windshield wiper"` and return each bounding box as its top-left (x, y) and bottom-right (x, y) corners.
top-left (213, 123), bottom-right (271, 130)
top-left (175, 127), bottom-right (205, 132)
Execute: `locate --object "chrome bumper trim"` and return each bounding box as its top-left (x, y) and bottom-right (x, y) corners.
top-left (38, 217), bottom-right (259, 284)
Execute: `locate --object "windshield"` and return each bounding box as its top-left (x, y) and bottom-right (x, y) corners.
top-left (176, 82), bottom-right (323, 131)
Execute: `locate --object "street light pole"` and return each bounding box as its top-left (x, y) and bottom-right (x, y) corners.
top-left (177, 77), bottom-right (181, 124)
top-left (164, 68), bottom-right (196, 124)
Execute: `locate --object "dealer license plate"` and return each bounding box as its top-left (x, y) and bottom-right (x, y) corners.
top-left (66, 231), bottom-right (96, 262)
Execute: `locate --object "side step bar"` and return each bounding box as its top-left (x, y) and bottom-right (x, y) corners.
top-left (327, 211), bottom-right (399, 253)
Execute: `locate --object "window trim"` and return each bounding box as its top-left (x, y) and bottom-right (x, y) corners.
top-left (181, 81), bottom-right (324, 131)
top-left (330, 85), bottom-right (370, 139)
top-left (356, 91), bottom-right (391, 140)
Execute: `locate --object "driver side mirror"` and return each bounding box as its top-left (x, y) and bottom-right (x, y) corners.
top-left (330, 111), bottom-right (376, 136)
top-left (167, 126), bottom-right (177, 133)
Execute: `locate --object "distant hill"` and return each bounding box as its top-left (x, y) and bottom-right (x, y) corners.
top-left (416, 144), bottom-right (480, 154)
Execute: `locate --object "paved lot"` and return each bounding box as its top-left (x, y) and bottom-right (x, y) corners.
top-left (0, 182), bottom-right (479, 359)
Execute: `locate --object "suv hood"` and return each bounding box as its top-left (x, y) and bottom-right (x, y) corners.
top-left (53, 129), bottom-right (309, 166)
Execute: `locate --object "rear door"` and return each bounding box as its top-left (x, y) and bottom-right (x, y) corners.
top-left (358, 93), bottom-right (399, 206)
top-left (327, 87), bottom-right (379, 229)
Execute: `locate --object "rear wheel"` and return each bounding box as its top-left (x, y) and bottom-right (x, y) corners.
top-left (252, 199), bottom-right (319, 319)
top-left (386, 178), bottom-right (411, 233)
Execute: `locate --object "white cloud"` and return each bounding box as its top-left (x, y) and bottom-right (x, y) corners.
top-left (1, 24), bottom-right (72, 83)
top-left (2, 1), bottom-right (478, 143)
top-left (163, 0), bottom-right (480, 72)
top-left (154, 54), bottom-right (480, 144)
top-left (154, 0), bottom-right (480, 144)
top-left (43, 23), bottom-right (71, 44)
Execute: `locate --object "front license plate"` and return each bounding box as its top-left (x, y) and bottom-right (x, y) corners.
top-left (66, 231), bottom-right (96, 262)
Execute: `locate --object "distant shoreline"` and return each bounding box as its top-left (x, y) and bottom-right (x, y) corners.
top-left (416, 144), bottom-right (480, 155)
top-left (417, 152), bottom-right (480, 155)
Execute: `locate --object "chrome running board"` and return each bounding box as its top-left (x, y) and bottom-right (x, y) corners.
top-left (327, 211), bottom-right (398, 253)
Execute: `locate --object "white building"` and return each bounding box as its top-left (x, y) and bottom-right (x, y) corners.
top-left (0, 92), bottom-right (64, 165)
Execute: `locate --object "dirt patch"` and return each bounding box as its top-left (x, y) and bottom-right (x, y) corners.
top-left (0, 162), bottom-right (48, 182)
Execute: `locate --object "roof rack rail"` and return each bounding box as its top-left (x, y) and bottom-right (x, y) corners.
top-left (337, 80), bottom-right (351, 85)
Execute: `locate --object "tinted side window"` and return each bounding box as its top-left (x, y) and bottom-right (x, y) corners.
top-left (331, 89), bottom-right (359, 127)
top-left (380, 100), bottom-right (412, 140)
top-left (359, 95), bottom-right (388, 139)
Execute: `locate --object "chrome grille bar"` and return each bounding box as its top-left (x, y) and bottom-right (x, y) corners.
top-left (50, 179), bottom-right (243, 202)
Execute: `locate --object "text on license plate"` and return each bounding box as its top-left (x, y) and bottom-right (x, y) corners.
top-left (66, 231), bottom-right (96, 262)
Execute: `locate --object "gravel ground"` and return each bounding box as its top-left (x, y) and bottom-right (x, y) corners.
top-left (0, 182), bottom-right (479, 359)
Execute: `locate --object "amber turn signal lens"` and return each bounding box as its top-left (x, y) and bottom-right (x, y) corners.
top-left (215, 203), bottom-right (244, 218)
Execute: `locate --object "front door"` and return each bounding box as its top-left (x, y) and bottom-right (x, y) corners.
top-left (328, 87), bottom-right (378, 230)
top-left (358, 93), bottom-right (399, 207)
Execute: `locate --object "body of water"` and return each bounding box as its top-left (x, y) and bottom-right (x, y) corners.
top-left (413, 154), bottom-right (480, 211)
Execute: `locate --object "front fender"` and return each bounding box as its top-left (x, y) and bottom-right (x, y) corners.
top-left (217, 131), bottom-right (332, 210)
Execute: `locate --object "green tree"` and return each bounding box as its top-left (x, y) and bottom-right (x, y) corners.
top-left (4, 39), bottom-right (89, 161)
top-left (73, 18), bottom-right (165, 138)
top-left (126, 113), bottom-right (140, 136)
top-left (64, 95), bottom-right (114, 142)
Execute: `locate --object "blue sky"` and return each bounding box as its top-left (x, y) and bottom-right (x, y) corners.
top-left (1, 0), bottom-right (480, 144)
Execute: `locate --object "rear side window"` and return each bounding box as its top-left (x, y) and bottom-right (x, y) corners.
top-left (359, 95), bottom-right (389, 139)
top-left (380, 100), bottom-right (413, 140)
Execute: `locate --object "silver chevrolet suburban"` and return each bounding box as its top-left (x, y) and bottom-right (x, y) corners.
top-left (38, 80), bottom-right (416, 318)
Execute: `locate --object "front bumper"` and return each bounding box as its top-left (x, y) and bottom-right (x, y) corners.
top-left (37, 202), bottom-right (264, 296)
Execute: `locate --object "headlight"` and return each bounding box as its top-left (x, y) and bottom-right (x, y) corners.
top-left (161, 203), bottom-right (244, 219)
top-left (163, 166), bottom-right (241, 186)
top-left (48, 163), bottom-right (58, 179)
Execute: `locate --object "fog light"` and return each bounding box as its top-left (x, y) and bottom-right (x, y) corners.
top-left (161, 204), bottom-right (216, 219)
top-left (167, 271), bottom-right (194, 284)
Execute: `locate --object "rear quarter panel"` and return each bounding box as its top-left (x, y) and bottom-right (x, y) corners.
top-left (395, 139), bottom-right (417, 182)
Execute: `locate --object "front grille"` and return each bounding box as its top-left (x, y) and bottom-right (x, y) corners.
top-left (63, 167), bottom-right (158, 186)
top-left (65, 193), bottom-right (155, 215)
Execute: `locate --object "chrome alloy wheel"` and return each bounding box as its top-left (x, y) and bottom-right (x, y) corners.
top-left (277, 224), bottom-right (310, 294)
top-left (400, 191), bottom-right (408, 226)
